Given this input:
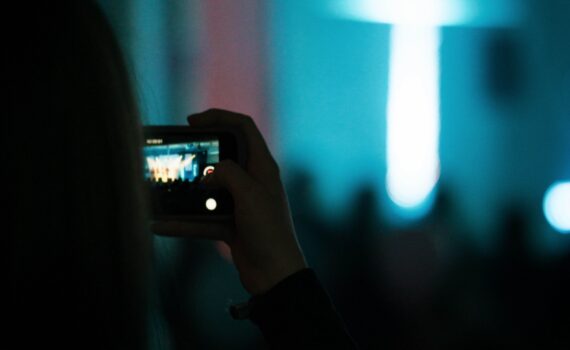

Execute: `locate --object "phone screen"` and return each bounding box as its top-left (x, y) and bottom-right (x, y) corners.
top-left (142, 127), bottom-right (241, 219)
top-left (143, 135), bottom-right (232, 218)
top-left (143, 139), bottom-right (219, 184)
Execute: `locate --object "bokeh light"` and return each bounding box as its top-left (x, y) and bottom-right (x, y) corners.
top-left (543, 181), bottom-right (570, 234)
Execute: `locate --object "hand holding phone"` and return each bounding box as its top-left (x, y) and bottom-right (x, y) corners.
top-left (151, 109), bottom-right (307, 295)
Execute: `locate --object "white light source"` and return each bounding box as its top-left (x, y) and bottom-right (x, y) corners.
top-left (543, 182), bottom-right (570, 234)
top-left (328, 0), bottom-right (524, 27)
top-left (330, 0), bottom-right (466, 26)
top-left (205, 198), bottom-right (217, 211)
top-left (386, 25), bottom-right (440, 213)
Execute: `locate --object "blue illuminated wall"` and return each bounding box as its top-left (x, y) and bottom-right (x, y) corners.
top-left (440, 1), bottom-right (570, 252)
top-left (269, 0), bottom-right (570, 252)
top-left (268, 1), bottom-right (391, 216)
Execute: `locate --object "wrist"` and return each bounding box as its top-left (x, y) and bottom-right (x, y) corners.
top-left (249, 257), bottom-right (308, 296)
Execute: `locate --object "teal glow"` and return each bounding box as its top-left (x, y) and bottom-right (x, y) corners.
top-left (386, 26), bottom-right (440, 217)
top-left (269, 1), bottom-right (391, 216)
top-left (130, 0), bottom-right (173, 124)
top-left (543, 182), bottom-right (570, 234)
top-left (328, 0), bottom-right (523, 220)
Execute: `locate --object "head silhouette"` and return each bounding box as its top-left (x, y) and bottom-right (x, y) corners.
top-left (6, 2), bottom-right (151, 348)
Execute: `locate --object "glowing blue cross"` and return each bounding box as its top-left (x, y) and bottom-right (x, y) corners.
top-left (330, 0), bottom-right (523, 218)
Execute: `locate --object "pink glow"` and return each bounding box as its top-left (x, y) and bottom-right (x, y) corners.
top-left (197, 0), bottom-right (271, 143)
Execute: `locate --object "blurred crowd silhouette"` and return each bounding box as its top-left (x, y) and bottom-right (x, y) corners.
top-left (153, 172), bottom-right (570, 350)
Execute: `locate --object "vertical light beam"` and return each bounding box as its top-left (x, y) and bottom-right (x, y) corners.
top-left (386, 25), bottom-right (440, 215)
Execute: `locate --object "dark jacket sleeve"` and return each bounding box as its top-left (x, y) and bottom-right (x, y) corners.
top-left (244, 268), bottom-right (358, 349)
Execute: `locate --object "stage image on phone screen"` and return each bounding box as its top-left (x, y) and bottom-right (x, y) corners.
top-left (143, 130), bottom-right (236, 218)
top-left (144, 139), bottom-right (219, 184)
top-left (144, 138), bottom-right (226, 216)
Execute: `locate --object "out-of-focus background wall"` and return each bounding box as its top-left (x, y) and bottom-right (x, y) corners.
top-left (100, 1), bottom-right (569, 349)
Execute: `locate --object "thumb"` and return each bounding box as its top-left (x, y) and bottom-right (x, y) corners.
top-left (205, 160), bottom-right (257, 201)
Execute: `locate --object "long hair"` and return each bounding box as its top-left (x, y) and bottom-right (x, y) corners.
top-left (5, 1), bottom-right (151, 348)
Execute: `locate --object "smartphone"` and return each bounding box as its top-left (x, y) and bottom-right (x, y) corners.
top-left (143, 126), bottom-right (246, 221)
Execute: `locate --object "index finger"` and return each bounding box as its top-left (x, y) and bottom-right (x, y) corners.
top-left (187, 109), bottom-right (281, 183)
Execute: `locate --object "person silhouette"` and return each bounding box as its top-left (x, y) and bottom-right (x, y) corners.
top-left (6, 1), bottom-right (357, 349)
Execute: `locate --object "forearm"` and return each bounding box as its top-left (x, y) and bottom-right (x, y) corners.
top-left (243, 269), bottom-right (358, 349)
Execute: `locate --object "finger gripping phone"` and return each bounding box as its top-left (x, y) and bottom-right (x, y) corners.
top-left (143, 126), bottom-right (246, 221)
